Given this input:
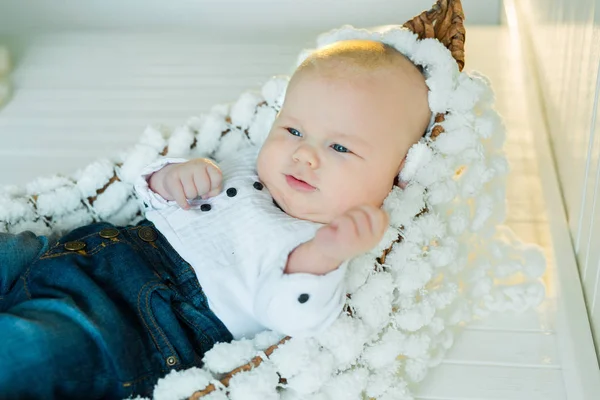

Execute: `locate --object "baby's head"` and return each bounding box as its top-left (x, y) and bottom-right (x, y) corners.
top-left (257, 39), bottom-right (431, 224)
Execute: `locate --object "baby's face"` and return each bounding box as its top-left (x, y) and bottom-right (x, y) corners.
top-left (257, 66), bottom-right (428, 224)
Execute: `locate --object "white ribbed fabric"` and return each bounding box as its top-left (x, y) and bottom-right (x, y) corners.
top-left (134, 145), bottom-right (348, 340)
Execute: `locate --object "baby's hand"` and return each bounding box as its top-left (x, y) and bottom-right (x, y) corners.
top-left (313, 205), bottom-right (389, 263)
top-left (148, 159), bottom-right (222, 209)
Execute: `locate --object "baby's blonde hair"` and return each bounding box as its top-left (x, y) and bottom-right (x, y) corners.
top-left (292, 40), bottom-right (431, 139)
top-left (296, 40), bottom-right (424, 81)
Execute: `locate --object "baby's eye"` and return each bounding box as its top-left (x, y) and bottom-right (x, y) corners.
top-left (286, 127), bottom-right (302, 137)
top-left (331, 143), bottom-right (350, 153)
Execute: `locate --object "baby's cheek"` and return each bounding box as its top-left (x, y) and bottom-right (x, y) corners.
top-left (327, 184), bottom-right (359, 215)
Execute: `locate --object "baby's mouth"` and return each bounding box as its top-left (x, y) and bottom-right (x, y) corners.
top-left (285, 174), bottom-right (316, 192)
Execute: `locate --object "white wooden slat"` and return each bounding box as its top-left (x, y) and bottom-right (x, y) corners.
top-left (0, 89), bottom-right (265, 117)
top-left (0, 0), bottom-right (502, 34)
top-left (0, 154), bottom-right (109, 185)
top-left (414, 364), bottom-right (565, 400)
top-left (467, 309), bottom-right (555, 333)
top-left (583, 62), bottom-right (600, 312)
top-left (589, 49), bottom-right (600, 344)
top-left (574, 23), bottom-right (600, 252)
top-left (446, 329), bottom-right (560, 367)
top-left (579, 55), bottom-right (600, 282)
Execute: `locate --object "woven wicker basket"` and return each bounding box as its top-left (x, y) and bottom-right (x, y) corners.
top-left (186, 0), bottom-right (466, 398)
top-left (16, 1), bottom-right (465, 397)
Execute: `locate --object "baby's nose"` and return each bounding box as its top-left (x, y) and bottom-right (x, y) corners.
top-left (292, 145), bottom-right (319, 168)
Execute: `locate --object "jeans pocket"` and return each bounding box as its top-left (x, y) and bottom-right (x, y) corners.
top-left (137, 281), bottom-right (183, 370)
top-left (172, 301), bottom-right (227, 352)
top-left (138, 281), bottom-right (233, 373)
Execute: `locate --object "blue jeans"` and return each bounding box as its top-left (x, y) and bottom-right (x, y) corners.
top-left (0, 220), bottom-right (233, 399)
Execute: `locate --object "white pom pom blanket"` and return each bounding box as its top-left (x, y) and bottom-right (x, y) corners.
top-left (0, 24), bottom-right (546, 400)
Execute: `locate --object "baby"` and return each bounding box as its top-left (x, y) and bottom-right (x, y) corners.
top-left (0, 40), bottom-right (430, 399)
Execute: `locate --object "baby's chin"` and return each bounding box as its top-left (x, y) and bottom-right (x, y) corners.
top-left (269, 189), bottom-right (333, 224)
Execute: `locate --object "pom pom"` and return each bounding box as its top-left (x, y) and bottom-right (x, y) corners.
top-left (197, 112), bottom-right (229, 157)
top-left (394, 299), bottom-right (436, 332)
top-left (383, 185), bottom-right (425, 228)
top-left (75, 159), bottom-right (115, 198)
top-left (213, 128), bottom-right (249, 161)
top-left (320, 368), bottom-right (369, 400)
top-left (0, 195), bottom-right (28, 225)
top-left (380, 27), bottom-right (419, 57)
top-left (152, 367), bottom-right (212, 400)
top-left (345, 253), bottom-right (375, 294)
top-left (36, 186), bottom-right (81, 217)
top-left (203, 338), bottom-right (256, 374)
top-left (433, 126), bottom-right (478, 155)
top-left (399, 142), bottom-right (432, 182)
top-left (390, 259), bottom-right (433, 295)
top-left (118, 144), bottom-right (160, 184)
top-left (252, 330), bottom-right (286, 351)
top-left (92, 181), bottom-right (132, 219)
top-left (316, 314), bottom-right (371, 369)
top-left (228, 362), bottom-right (280, 400)
top-left (248, 106), bottom-right (277, 146)
top-left (230, 91), bottom-right (263, 129)
top-left (202, 391), bottom-right (230, 400)
top-left (365, 368), bottom-right (397, 399)
top-left (261, 76), bottom-right (289, 109)
top-left (284, 351), bottom-right (336, 395)
top-left (269, 338), bottom-right (320, 379)
top-left (167, 125), bottom-right (196, 157)
top-left (350, 272), bottom-right (394, 331)
top-left (521, 244), bottom-right (546, 278)
top-left (139, 125), bottom-right (169, 153)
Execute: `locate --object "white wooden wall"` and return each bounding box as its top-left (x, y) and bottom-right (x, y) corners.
top-left (0, 0), bottom-right (501, 35)
top-left (514, 0), bottom-right (600, 360)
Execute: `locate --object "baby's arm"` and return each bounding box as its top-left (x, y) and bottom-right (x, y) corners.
top-left (148, 158), bottom-right (222, 209)
top-left (285, 205), bottom-right (389, 275)
top-left (253, 205), bottom-right (388, 337)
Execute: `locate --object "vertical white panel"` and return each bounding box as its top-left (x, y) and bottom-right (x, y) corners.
top-left (589, 22), bottom-right (600, 346)
top-left (515, 0), bottom-right (600, 360)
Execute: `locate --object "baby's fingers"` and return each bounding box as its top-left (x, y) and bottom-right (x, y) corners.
top-left (346, 207), bottom-right (370, 237)
top-left (366, 206), bottom-right (389, 234)
top-left (167, 179), bottom-right (191, 210)
top-left (179, 170), bottom-right (200, 200)
top-left (195, 163), bottom-right (222, 199)
top-left (345, 206), bottom-right (388, 245)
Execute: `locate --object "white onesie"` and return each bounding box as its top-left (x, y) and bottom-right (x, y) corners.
top-left (134, 145), bottom-right (347, 340)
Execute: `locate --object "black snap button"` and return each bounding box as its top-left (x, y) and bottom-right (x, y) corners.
top-left (138, 226), bottom-right (158, 242)
top-left (166, 356), bottom-right (177, 366)
top-left (99, 228), bottom-right (119, 239)
top-left (253, 182), bottom-right (264, 191)
top-left (298, 293), bottom-right (310, 304)
top-left (64, 241), bottom-right (86, 251)
top-left (226, 188), bottom-right (237, 197)
top-left (200, 204), bottom-right (212, 212)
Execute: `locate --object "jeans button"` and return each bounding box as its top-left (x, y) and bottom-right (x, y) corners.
top-left (138, 226), bottom-right (158, 242)
top-left (64, 241), bottom-right (86, 251)
top-left (99, 228), bottom-right (119, 239)
top-left (166, 356), bottom-right (177, 366)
